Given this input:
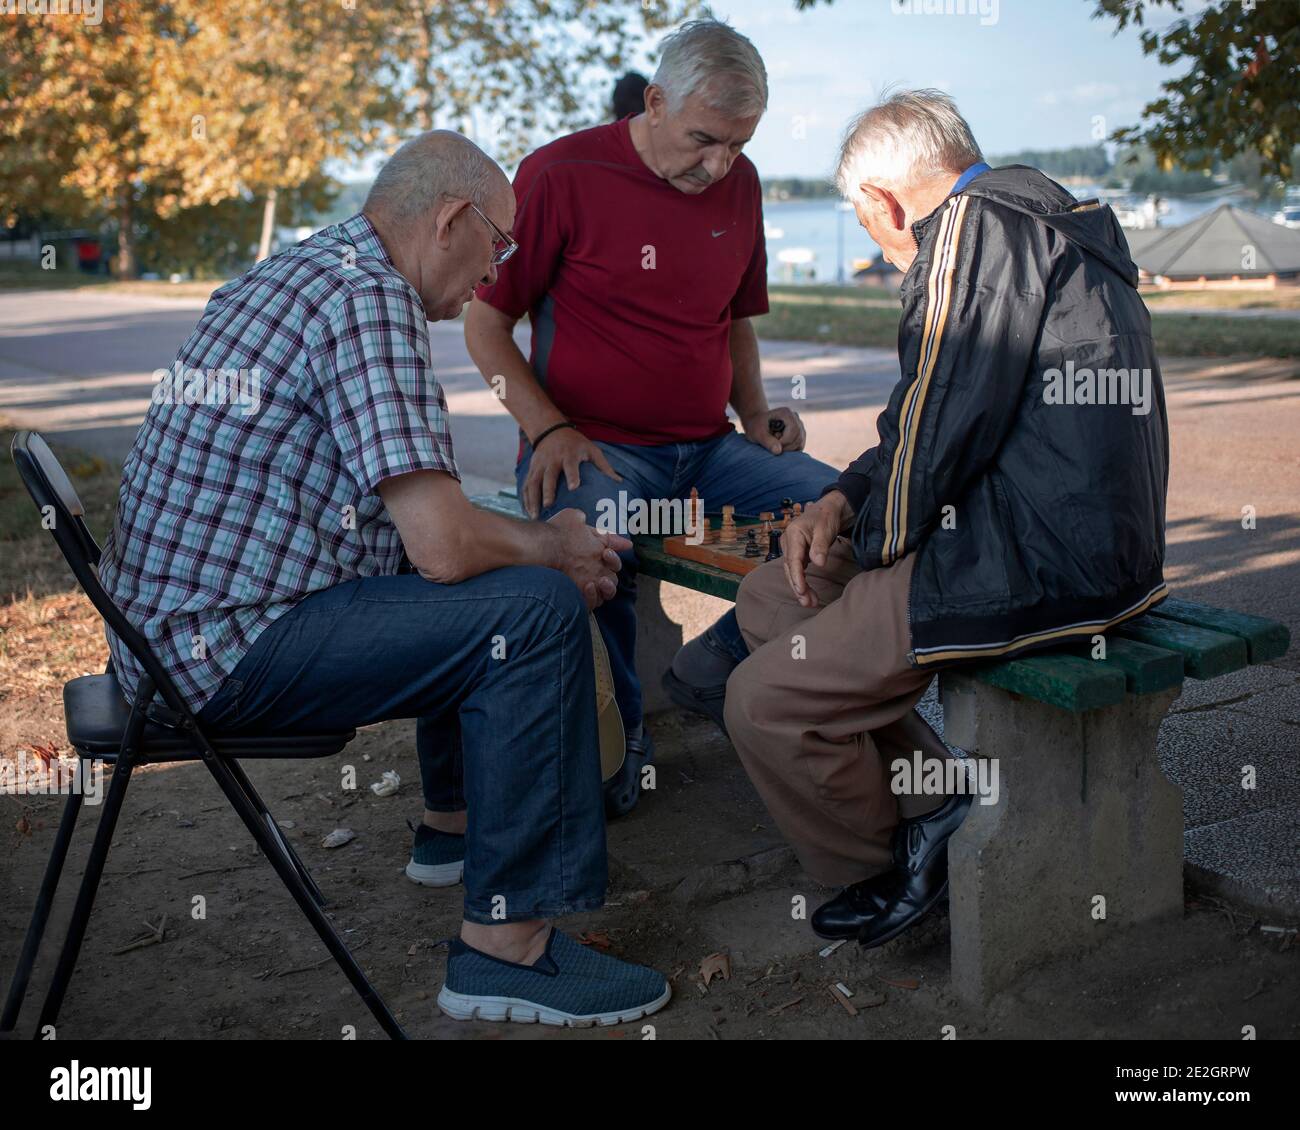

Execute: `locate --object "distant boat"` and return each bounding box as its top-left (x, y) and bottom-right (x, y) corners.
top-left (764, 220), bottom-right (785, 240)
top-left (1272, 191), bottom-right (1300, 228)
top-left (1114, 195), bottom-right (1169, 230)
top-left (776, 246), bottom-right (816, 282)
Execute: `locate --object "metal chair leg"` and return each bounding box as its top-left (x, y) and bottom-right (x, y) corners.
top-left (224, 757), bottom-right (327, 907)
top-left (1, 785), bottom-right (85, 1031)
top-left (34, 754), bottom-right (134, 1036)
top-left (201, 755), bottom-right (407, 1040)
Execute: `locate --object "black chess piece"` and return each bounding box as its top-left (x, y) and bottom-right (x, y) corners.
top-left (743, 528), bottom-right (761, 557)
top-left (768, 417), bottom-right (785, 439)
top-left (766, 528), bottom-right (782, 561)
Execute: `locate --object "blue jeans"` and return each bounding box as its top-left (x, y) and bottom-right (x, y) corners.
top-left (516, 429), bottom-right (839, 732)
top-left (196, 568), bottom-right (606, 925)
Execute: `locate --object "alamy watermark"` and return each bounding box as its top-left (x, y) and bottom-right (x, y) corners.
top-left (891, 0), bottom-right (999, 27)
top-left (1, 751), bottom-right (103, 805)
top-left (593, 490), bottom-right (704, 543)
top-left (1042, 361), bottom-right (1153, 416)
top-left (0, 0), bottom-right (102, 25)
top-left (891, 751), bottom-right (999, 806)
top-left (151, 363), bottom-right (262, 417)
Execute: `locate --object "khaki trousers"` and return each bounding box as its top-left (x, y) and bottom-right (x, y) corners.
top-left (723, 538), bottom-right (950, 887)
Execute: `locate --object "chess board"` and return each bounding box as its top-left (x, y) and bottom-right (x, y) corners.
top-left (661, 531), bottom-right (769, 576)
top-left (662, 502), bottom-right (795, 577)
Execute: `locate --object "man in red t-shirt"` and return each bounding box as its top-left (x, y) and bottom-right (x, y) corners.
top-left (466, 19), bottom-right (839, 816)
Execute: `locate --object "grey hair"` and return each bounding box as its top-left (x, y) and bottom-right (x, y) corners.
top-left (363, 130), bottom-right (505, 225)
top-left (651, 19), bottom-right (768, 119)
top-left (835, 88), bottom-right (982, 196)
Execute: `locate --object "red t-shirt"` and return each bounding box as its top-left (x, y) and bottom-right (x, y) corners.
top-left (476, 118), bottom-right (769, 447)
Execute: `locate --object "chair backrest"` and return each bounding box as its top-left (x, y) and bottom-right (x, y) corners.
top-left (11, 430), bottom-right (195, 718)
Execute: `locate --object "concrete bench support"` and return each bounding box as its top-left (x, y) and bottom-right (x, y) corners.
top-left (635, 578), bottom-right (732, 715)
top-left (939, 671), bottom-right (1184, 1007)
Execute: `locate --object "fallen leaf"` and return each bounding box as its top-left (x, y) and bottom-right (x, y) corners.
top-left (699, 951), bottom-right (731, 987)
top-left (577, 930), bottom-right (613, 950)
top-left (766, 995), bottom-right (804, 1016)
top-left (879, 976), bottom-right (920, 990)
top-left (320, 827), bottom-right (355, 849)
top-left (16, 813), bottom-right (32, 836)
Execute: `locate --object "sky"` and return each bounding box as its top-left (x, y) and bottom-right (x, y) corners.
top-left (339, 0), bottom-right (1201, 184)
top-left (629, 0), bottom-right (1195, 178)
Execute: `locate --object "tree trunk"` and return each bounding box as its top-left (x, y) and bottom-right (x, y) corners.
top-left (114, 189), bottom-right (137, 278)
top-left (256, 187), bottom-right (279, 262)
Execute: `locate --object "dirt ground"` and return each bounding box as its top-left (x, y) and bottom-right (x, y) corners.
top-left (2, 703), bottom-right (1297, 1042)
top-left (1, 425), bottom-right (1296, 1041)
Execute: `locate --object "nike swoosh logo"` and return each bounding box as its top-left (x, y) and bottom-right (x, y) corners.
top-left (711, 229), bottom-right (727, 238)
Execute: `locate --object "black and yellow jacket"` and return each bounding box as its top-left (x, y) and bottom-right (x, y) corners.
top-left (830, 165), bottom-right (1169, 668)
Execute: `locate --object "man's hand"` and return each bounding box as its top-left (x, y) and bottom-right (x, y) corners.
top-left (740, 407), bottom-right (806, 455)
top-left (546, 507), bottom-right (632, 609)
top-left (782, 490), bottom-right (849, 608)
top-left (522, 426), bottom-right (623, 518)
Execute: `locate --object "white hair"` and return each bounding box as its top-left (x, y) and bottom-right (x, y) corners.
top-left (835, 88), bottom-right (983, 197)
top-left (651, 19), bottom-right (768, 119)
top-left (364, 130), bottom-right (505, 225)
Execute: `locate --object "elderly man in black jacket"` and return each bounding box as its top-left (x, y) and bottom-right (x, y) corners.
top-left (676, 88), bottom-right (1169, 947)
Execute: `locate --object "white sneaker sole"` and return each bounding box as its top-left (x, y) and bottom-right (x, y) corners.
top-left (405, 858), bottom-right (463, 887)
top-left (436, 982), bottom-right (671, 1027)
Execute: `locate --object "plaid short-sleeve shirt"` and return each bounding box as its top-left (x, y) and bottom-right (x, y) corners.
top-left (97, 213), bottom-right (459, 711)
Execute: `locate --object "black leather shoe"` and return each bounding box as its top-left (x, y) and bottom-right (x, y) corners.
top-left (810, 791), bottom-right (974, 943)
top-left (603, 731), bottom-right (655, 819)
top-left (661, 667), bottom-right (729, 739)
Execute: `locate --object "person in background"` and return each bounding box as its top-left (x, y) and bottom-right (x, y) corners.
top-left (611, 71), bottom-right (648, 120)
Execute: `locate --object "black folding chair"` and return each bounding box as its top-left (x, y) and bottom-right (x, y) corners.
top-left (1, 430), bottom-right (406, 1039)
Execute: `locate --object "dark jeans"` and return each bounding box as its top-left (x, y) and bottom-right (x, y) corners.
top-left (517, 429), bottom-right (840, 731)
top-left (196, 568), bottom-right (606, 925)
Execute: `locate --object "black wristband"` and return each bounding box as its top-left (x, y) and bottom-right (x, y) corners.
top-left (531, 420), bottom-right (577, 450)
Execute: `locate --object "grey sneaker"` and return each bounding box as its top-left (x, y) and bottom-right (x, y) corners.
top-left (405, 822), bottom-right (465, 887)
top-left (437, 928), bottom-right (670, 1027)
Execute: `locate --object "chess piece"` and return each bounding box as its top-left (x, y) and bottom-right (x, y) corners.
top-left (701, 517), bottom-right (715, 543)
top-left (688, 486), bottom-right (701, 538)
top-left (766, 528), bottom-right (783, 561)
top-left (781, 497), bottom-right (794, 527)
top-left (721, 504), bottom-right (737, 545)
top-left (793, 503), bottom-right (803, 518)
top-left (743, 529), bottom-right (761, 558)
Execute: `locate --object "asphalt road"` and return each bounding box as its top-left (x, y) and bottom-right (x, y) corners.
top-left (1, 287), bottom-right (1296, 652)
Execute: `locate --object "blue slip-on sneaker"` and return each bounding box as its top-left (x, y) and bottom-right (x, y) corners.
top-left (437, 928), bottom-right (671, 1027)
top-left (405, 822), bottom-right (465, 887)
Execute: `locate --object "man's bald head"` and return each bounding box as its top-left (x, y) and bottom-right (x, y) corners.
top-left (364, 130), bottom-right (508, 227)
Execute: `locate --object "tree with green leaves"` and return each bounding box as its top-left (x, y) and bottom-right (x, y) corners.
top-left (1093, 1), bottom-right (1298, 181)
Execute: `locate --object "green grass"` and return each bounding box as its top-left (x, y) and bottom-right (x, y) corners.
top-left (0, 425), bottom-right (121, 602)
top-left (0, 261), bottom-right (224, 298)
top-left (757, 286), bottom-right (1300, 358)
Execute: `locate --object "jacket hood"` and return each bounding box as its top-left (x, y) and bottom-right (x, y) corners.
top-left (957, 165), bottom-right (1141, 288)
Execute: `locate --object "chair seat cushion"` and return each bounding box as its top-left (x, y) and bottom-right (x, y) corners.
top-left (64, 674), bottom-right (354, 759)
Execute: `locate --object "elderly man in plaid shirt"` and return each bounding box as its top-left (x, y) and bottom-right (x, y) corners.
top-left (97, 131), bottom-right (670, 1027)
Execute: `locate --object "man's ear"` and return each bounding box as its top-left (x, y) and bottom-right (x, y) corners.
top-left (431, 197), bottom-right (471, 250)
top-left (860, 183), bottom-right (906, 234)
top-left (643, 83), bottom-right (666, 126)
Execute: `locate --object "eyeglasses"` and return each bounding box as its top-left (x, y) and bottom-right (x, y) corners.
top-left (469, 202), bottom-right (518, 266)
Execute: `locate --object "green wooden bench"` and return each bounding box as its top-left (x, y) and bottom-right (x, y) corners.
top-left (471, 492), bottom-right (1291, 1005)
